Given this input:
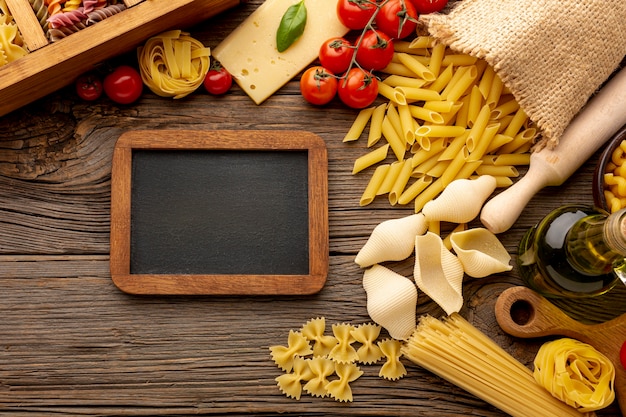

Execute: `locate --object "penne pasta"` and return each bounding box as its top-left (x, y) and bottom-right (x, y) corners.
top-left (424, 100), bottom-right (456, 113)
top-left (368, 103), bottom-right (387, 147)
top-left (398, 175), bottom-right (433, 205)
top-left (360, 164), bottom-right (390, 206)
top-left (415, 124), bottom-right (466, 138)
top-left (491, 153), bottom-right (531, 166)
top-left (428, 63), bottom-right (454, 93)
top-left (475, 164), bottom-right (519, 177)
top-left (377, 161), bottom-right (404, 195)
top-left (411, 138), bottom-right (447, 166)
top-left (441, 54), bottom-right (477, 67)
top-left (408, 105), bottom-right (445, 124)
top-left (382, 74), bottom-right (427, 89)
top-left (378, 81), bottom-right (406, 105)
top-left (408, 36), bottom-right (435, 49)
top-left (397, 52), bottom-right (436, 82)
top-left (395, 86), bottom-right (441, 102)
top-left (389, 159), bottom-right (415, 205)
top-left (440, 144), bottom-right (470, 186)
top-left (438, 130), bottom-right (470, 161)
top-left (398, 103), bottom-right (416, 144)
top-left (467, 122), bottom-right (500, 161)
top-left (382, 116), bottom-right (406, 161)
top-left (478, 64), bottom-right (495, 99)
top-left (344, 107), bottom-right (374, 142)
top-left (485, 72), bottom-right (504, 109)
top-left (352, 144), bottom-right (390, 174)
top-left (442, 65), bottom-right (478, 103)
top-left (380, 62), bottom-right (415, 78)
top-left (428, 42), bottom-right (446, 77)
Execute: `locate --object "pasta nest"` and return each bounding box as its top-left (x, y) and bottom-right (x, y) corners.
top-left (138, 30), bottom-right (211, 99)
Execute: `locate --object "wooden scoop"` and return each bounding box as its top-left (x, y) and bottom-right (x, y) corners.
top-left (495, 286), bottom-right (626, 415)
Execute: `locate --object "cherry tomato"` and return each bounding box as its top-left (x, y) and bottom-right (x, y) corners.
top-left (355, 30), bottom-right (394, 71)
top-left (337, 68), bottom-right (378, 109)
top-left (75, 73), bottom-right (103, 101)
top-left (319, 37), bottom-right (353, 75)
top-left (300, 66), bottom-right (338, 106)
top-left (620, 341), bottom-right (626, 369)
top-left (375, 0), bottom-right (418, 39)
top-left (103, 65), bottom-right (143, 105)
top-left (412, 0), bottom-right (448, 14)
top-left (204, 62), bottom-right (233, 95)
top-left (336, 0), bottom-right (377, 30)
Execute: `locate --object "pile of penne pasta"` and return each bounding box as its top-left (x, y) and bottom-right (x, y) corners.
top-left (345, 36), bottom-right (536, 212)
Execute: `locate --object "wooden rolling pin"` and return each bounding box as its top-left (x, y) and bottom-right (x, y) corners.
top-left (481, 67), bottom-right (626, 234)
top-left (495, 286), bottom-right (626, 415)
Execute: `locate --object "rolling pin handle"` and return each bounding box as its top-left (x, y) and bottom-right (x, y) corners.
top-left (480, 156), bottom-right (555, 234)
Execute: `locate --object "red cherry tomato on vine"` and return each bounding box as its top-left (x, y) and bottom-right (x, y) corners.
top-left (300, 66), bottom-right (338, 106)
top-left (75, 73), bottom-right (103, 101)
top-left (375, 0), bottom-right (419, 40)
top-left (336, 0), bottom-right (377, 30)
top-left (620, 341), bottom-right (626, 369)
top-left (319, 37), bottom-right (353, 75)
top-left (103, 65), bottom-right (143, 104)
top-left (412, 0), bottom-right (448, 14)
top-left (337, 68), bottom-right (378, 109)
top-left (355, 30), bottom-right (394, 71)
top-left (204, 62), bottom-right (233, 95)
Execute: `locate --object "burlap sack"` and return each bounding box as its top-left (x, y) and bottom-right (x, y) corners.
top-left (421, 0), bottom-right (626, 149)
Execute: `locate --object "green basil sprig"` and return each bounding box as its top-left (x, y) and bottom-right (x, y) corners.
top-left (276, 0), bottom-right (307, 53)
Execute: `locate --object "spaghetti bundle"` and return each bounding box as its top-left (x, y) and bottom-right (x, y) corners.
top-left (402, 314), bottom-right (593, 417)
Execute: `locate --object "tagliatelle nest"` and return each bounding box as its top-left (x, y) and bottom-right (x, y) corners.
top-left (138, 30), bottom-right (211, 99)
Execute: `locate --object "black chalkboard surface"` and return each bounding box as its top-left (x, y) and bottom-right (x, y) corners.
top-left (110, 130), bottom-right (328, 295)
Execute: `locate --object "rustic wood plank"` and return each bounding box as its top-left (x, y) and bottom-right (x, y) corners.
top-left (0, 1), bottom-right (624, 415)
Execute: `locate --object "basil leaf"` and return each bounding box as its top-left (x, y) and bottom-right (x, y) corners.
top-left (276, 0), bottom-right (307, 53)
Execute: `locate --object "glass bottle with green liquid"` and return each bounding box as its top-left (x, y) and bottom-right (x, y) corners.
top-left (517, 205), bottom-right (626, 298)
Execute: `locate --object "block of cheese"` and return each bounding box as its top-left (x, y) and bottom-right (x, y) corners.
top-left (212, 0), bottom-right (349, 105)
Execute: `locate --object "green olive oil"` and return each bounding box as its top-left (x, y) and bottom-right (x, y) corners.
top-left (517, 205), bottom-right (626, 298)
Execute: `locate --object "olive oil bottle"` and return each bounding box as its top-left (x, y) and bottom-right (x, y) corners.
top-left (517, 205), bottom-right (626, 298)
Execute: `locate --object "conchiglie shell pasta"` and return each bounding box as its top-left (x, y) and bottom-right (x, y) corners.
top-left (362, 264), bottom-right (418, 340)
top-left (355, 213), bottom-right (428, 268)
top-left (450, 228), bottom-right (512, 278)
top-left (414, 232), bottom-right (464, 315)
top-left (422, 175), bottom-right (497, 224)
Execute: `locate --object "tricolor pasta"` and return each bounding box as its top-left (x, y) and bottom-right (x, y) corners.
top-left (348, 36), bottom-right (536, 210)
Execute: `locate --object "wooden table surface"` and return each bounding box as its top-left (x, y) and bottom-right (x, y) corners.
top-left (1, 2), bottom-right (625, 415)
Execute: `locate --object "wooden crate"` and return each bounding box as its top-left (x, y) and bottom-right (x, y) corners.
top-left (0, 0), bottom-right (240, 117)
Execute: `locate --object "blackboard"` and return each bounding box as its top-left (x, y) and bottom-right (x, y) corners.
top-left (110, 130), bottom-right (328, 295)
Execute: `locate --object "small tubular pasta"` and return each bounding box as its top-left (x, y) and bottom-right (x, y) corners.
top-left (368, 103), bottom-right (387, 147)
top-left (378, 81), bottom-right (406, 105)
top-left (360, 164), bottom-right (390, 206)
top-left (344, 107), bottom-right (375, 142)
top-left (389, 159), bottom-right (414, 205)
top-left (397, 52), bottom-right (436, 82)
top-left (352, 144), bottom-right (390, 174)
top-left (381, 116), bottom-right (406, 161)
top-left (416, 124), bottom-right (466, 138)
top-left (383, 74), bottom-right (427, 89)
top-left (475, 164), bottom-right (519, 177)
top-left (343, 36), bottom-right (535, 210)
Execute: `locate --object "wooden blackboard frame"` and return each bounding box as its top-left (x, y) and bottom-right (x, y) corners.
top-left (109, 130), bottom-right (328, 295)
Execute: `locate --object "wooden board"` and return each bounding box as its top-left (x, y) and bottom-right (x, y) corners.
top-left (109, 130), bottom-right (329, 295)
top-left (0, 0), bottom-right (240, 117)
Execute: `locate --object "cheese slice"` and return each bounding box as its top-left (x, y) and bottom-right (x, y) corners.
top-left (212, 0), bottom-right (349, 105)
